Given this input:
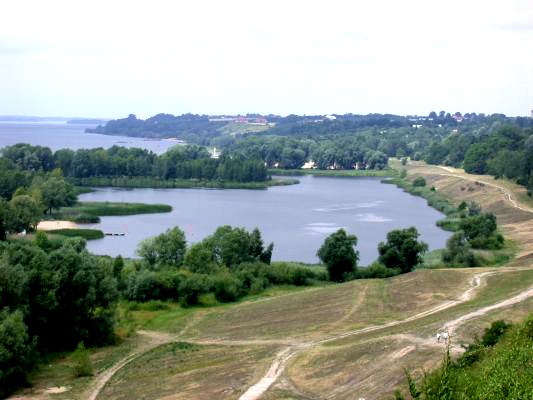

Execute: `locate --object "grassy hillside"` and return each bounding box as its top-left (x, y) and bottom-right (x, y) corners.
top-left (396, 315), bottom-right (532, 400)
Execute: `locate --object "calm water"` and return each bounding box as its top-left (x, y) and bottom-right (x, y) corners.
top-left (0, 121), bottom-right (177, 154)
top-left (80, 176), bottom-right (451, 265)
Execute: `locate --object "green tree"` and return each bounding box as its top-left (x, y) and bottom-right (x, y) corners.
top-left (317, 229), bottom-right (359, 282)
top-left (442, 231), bottom-right (477, 267)
top-left (0, 309), bottom-right (36, 397)
top-left (137, 227), bottom-right (187, 268)
top-left (378, 227), bottom-right (428, 273)
top-left (33, 174), bottom-right (76, 214)
top-left (9, 195), bottom-right (41, 233)
top-left (0, 199), bottom-right (11, 240)
top-left (112, 255), bottom-right (124, 279)
top-left (463, 143), bottom-right (491, 174)
top-left (183, 242), bottom-right (218, 274)
top-left (459, 213), bottom-right (502, 249)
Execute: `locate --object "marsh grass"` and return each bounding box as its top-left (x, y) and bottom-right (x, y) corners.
top-left (47, 228), bottom-right (104, 240)
top-left (68, 177), bottom-right (298, 190)
top-left (51, 201), bottom-right (172, 223)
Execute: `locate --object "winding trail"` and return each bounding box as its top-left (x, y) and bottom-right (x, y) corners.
top-left (436, 166), bottom-right (533, 214)
top-left (238, 270), bottom-right (533, 400)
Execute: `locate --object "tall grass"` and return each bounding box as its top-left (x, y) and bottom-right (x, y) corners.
top-left (398, 315), bottom-right (533, 399)
top-left (68, 177), bottom-right (298, 190)
top-left (51, 202), bottom-right (172, 223)
top-left (47, 228), bottom-right (104, 240)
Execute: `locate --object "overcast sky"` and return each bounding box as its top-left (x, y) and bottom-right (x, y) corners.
top-left (1, 0), bottom-right (532, 118)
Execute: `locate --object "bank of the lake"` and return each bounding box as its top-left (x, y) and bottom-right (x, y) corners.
top-left (269, 168), bottom-right (395, 177)
top-left (78, 175), bottom-right (451, 265)
top-left (68, 176), bottom-right (299, 190)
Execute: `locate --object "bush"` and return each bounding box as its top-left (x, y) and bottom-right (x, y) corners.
top-left (403, 315), bottom-right (533, 399)
top-left (481, 320), bottom-right (511, 347)
top-left (72, 342), bottom-right (93, 377)
top-left (211, 273), bottom-right (243, 303)
top-left (47, 228), bottom-right (104, 240)
top-left (412, 176), bottom-right (426, 187)
top-left (357, 262), bottom-right (401, 279)
top-left (125, 269), bottom-right (182, 301)
top-left (469, 233), bottom-right (504, 250)
top-left (178, 274), bottom-right (207, 306)
top-left (460, 213), bottom-right (504, 249)
top-left (267, 263), bottom-right (318, 286)
top-left (442, 231), bottom-right (479, 268)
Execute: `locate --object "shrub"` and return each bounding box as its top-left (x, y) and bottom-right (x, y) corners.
top-left (412, 176), bottom-right (426, 187)
top-left (125, 269), bottom-right (181, 301)
top-left (72, 342), bottom-right (93, 377)
top-left (178, 274), bottom-right (207, 306)
top-left (211, 273), bottom-right (243, 303)
top-left (481, 320), bottom-right (511, 347)
top-left (47, 228), bottom-right (104, 240)
top-left (460, 213), bottom-right (504, 249)
top-left (357, 263), bottom-right (401, 279)
top-left (442, 231), bottom-right (479, 268)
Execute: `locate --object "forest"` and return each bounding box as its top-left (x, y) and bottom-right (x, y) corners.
top-left (88, 112), bottom-right (533, 192)
top-left (1, 143), bottom-right (268, 183)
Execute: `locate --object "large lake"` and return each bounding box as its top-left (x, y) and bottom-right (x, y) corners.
top-left (0, 121), bottom-right (176, 154)
top-left (1, 122), bottom-right (450, 264)
top-left (80, 176), bottom-right (450, 265)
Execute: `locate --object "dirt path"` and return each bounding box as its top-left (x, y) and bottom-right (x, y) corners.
top-left (85, 331), bottom-right (175, 400)
top-left (436, 166), bottom-right (533, 213)
top-left (84, 311), bottom-right (208, 400)
top-left (237, 270), bottom-right (533, 400)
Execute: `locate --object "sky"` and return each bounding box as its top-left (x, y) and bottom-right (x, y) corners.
top-left (1, 0), bottom-right (532, 119)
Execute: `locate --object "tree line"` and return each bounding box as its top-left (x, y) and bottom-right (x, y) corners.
top-left (1, 143), bottom-right (268, 183)
top-left (225, 135), bottom-right (389, 170)
top-left (0, 162), bottom-right (77, 239)
top-left (0, 236), bottom-right (118, 397)
top-left (87, 113), bottom-right (225, 145)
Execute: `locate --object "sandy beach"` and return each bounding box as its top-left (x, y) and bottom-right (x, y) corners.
top-left (37, 220), bottom-right (80, 231)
